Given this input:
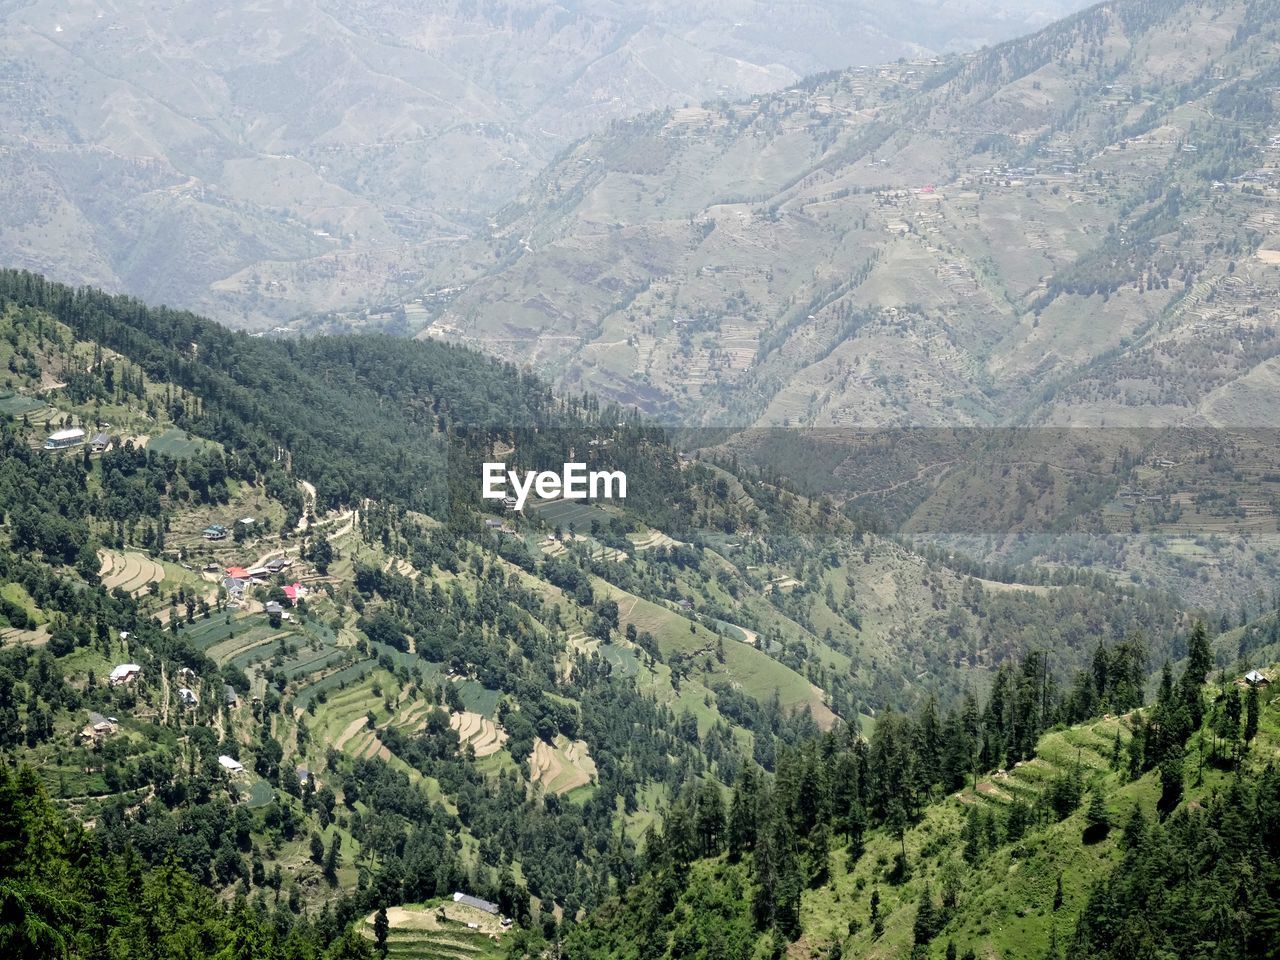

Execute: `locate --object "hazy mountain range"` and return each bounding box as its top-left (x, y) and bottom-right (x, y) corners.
top-left (0, 0), bottom-right (1091, 322)
top-left (422, 0), bottom-right (1280, 432)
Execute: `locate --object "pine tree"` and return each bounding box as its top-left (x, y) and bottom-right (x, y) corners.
top-left (1084, 792), bottom-right (1110, 843)
top-left (912, 883), bottom-right (939, 946)
top-left (1244, 682), bottom-right (1260, 744)
top-left (374, 905), bottom-right (389, 958)
top-left (1185, 620), bottom-right (1212, 683)
top-left (728, 767), bottom-right (758, 861)
top-left (694, 780), bottom-right (725, 857)
top-left (323, 834), bottom-right (341, 884)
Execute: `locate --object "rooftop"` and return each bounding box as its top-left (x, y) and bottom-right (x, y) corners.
top-left (452, 892), bottom-right (500, 915)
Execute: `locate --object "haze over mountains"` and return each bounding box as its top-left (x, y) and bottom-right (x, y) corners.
top-left (425, 0), bottom-right (1280, 431)
top-left (0, 0), bottom-right (1090, 323)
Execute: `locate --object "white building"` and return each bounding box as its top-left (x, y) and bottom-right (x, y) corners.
top-left (108, 663), bottom-right (141, 686)
top-left (218, 755), bottom-right (245, 774)
top-left (44, 427), bottom-right (86, 450)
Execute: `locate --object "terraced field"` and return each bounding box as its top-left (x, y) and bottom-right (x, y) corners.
top-left (629, 529), bottom-right (683, 552)
top-left (960, 716), bottom-right (1131, 813)
top-left (362, 902), bottom-right (505, 960)
top-left (97, 550), bottom-right (166, 597)
top-left (0, 393), bottom-right (46, 417)
top-left (292, 663), bottom-right (378, 710)
top-left (449, 711), bottom-right (507, 758)
top-left (531, 498), bottom-right (606, 531)
top-left (205, 625), bottom-right (291, 667)
top-left (280, 646), bottom-right (347, 679)
top-left (184, 615), bottom-right (247, 651)
top-left (528, 735), bottom-right (596, 795)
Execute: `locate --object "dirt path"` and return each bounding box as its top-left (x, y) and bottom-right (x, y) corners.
top-left (846, 459), bottom-right (957, 499)
top-left (322, 511), bottom-right (356, 541)
top-left (295, 480), bottom-right (317, 533)
top-left (160, 664), bottom-right (170, 725)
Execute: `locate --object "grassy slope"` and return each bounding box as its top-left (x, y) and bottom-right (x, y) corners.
top-left (805, 676), bottom-right (1280, 959)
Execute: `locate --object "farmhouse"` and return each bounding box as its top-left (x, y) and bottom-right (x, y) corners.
top-left (1244, 669), bottom-right (1271, 686)
top-left (224, 684), bottom-right (240, 706)
top-left (108, 663), bottom-right (141, 686)
top-left (222, 576), bottom-right (246, 597)
top-left (225, 566), bottom-right (249, 579)
top-left (282, 583), bottom-right (308, 604)
top-left (218, 755), bottom-right (245, 774)
top-left (264, 601), bottom-right (284, 617)
top-left (80, 711), bottom-right (117, 741)
top-left (44, 427), bottom-right (86, 450)
top-left (203, 524), bottom-right (228, 540)
top-left (265, 557), bottom-right (292, 573)
top-left (452, 892), bottom-right (500, 915)
top-left (90, 432), bottom-right (112, 452)
top-left (178, 686), bottom-right (198, 707)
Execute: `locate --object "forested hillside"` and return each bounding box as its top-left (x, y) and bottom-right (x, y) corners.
top-left (0, 273), bottom-right (1271, 959)
top-left (551, 628), bottom-right (1280, 959)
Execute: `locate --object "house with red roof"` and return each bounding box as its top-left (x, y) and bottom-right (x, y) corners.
top-left (283, 583), bottom-right (308, 604)
top-left (225, 566), bottom-right (249, 579)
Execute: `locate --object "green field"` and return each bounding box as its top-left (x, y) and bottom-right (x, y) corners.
top-left (184, 615), bottom-right (250, 651)
top-left (147, 427), bottom-right (218, 458)
top-left (597, 644), bottom-right (640, 678)
top-left (605, 582), bottom-right (833, 724)
top-left (532, 498), bottom-right (607, 531)
top-left (454, 679), bottom-right (501, 717)
top-left (0, 393), bottom-right (45, 417)
top-left (205, 624), bottom-right (289, 667)
top-left (292, 663), bottom-right (378, 710)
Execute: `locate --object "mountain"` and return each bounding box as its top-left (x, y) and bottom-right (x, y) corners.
top-left (424, 0), bottom-right (1280, 433)
top-left (401, 0), bottom-right (1280, 611)
top-left (0, 272), bottom-right (1220, 958)
top-left (0, 0), bottom-right (1091, 327)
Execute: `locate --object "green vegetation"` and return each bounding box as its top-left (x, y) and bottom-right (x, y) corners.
top-left (553, 633), bottom-right (1280, 960)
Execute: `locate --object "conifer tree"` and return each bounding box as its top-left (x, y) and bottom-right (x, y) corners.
top-left (374, 905), bottom-right (389, 958)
